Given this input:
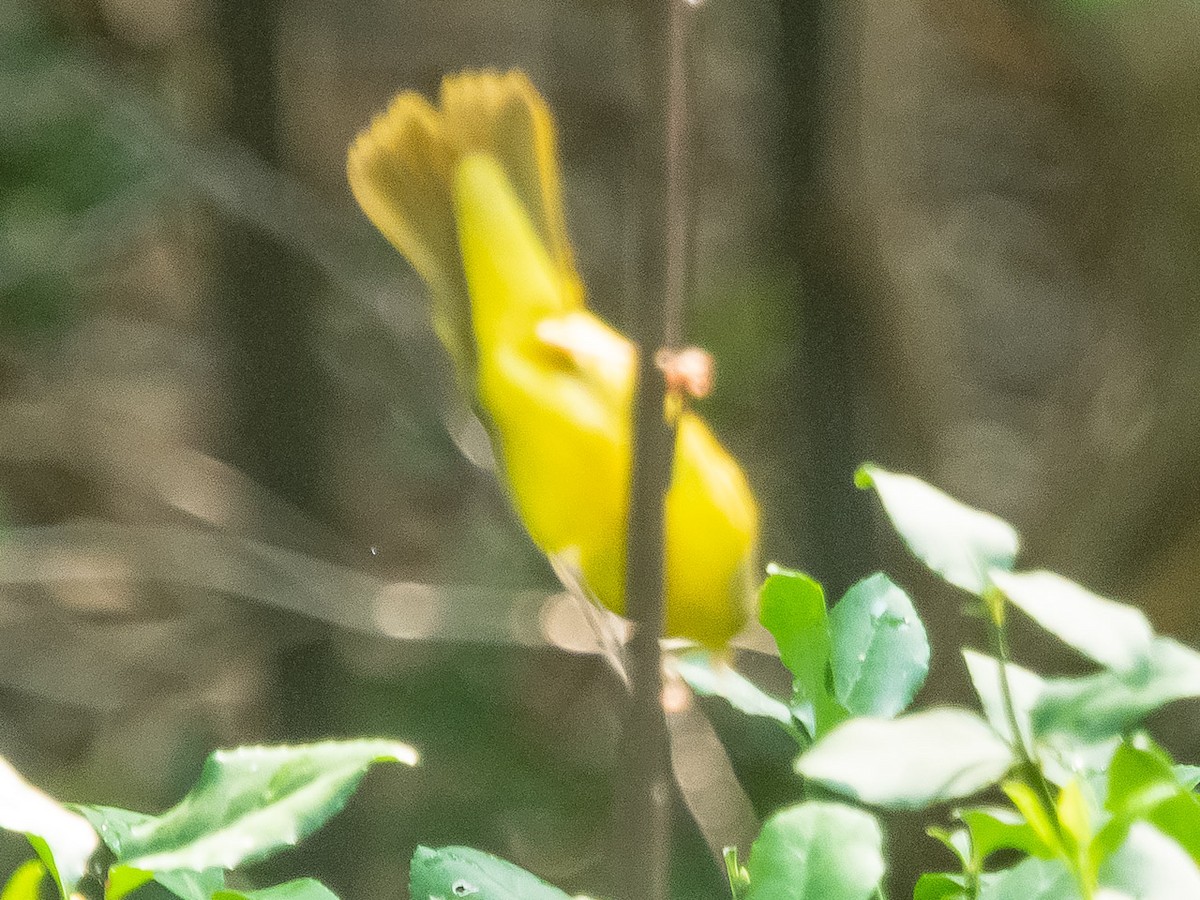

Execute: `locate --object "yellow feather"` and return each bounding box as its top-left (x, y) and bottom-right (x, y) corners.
top-left (348, 70), bottom-right (759, 648)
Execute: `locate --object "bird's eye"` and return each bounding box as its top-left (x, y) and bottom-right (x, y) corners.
top-left (451, 880), bottom-right (479, 896)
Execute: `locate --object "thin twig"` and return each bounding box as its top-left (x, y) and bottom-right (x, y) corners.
top-left (615, 1), bottom-right (695, 897)
top-left (663, 0), bottom-right (693, 351)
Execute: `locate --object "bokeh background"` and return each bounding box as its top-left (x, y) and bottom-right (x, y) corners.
top-left (3, 0), bottom-right (1200, 896)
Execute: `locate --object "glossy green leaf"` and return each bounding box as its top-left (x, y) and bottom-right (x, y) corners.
top-left (744, 802), bottom-right (884, 900)
top-left (1175, 766), bottom-right (1200, 791)
top-left (829, 573), bottom-right (928, 718)
top-left (214, 878), bottom-right (340, 900)
top-left (1106, 738), bottom-right (1180, 819)
top-left (0, 756), bottom-right (99, 899)
top-left (913, 873), bottom-right (968, 900)
top-left (73, 804), bottom-right (153, 859)
top-left (965, 649), bottom-right (1120, 783)
top-left (1002, 781), bottom-right (1065, 860)
top-left (976, 857), bottom-right (1079, 900)
top-left (408, 845), bottom-right (572, 900)
top-left (855, 464), bottom-right (1019, 595)
top-left (1, 861), bottom-right (46, 900)
top-left (78, 740), bottom-right (416, 874)
top-left (989, 571), bottom-right (1153, 671)
top-left (104, 865), bottom-right (154, 900)
top-left (959, 806), bottom-right (1053, 862)
top-left (1102, 738), bottom-right (1200, 866)
top-left (759, 567), bottom-right (845, 735)
top-left (127, 867), bottom-right (223, 900)
top-left (1054, 778), bottom-right (1094, 862)
top-left (963, 649), bottom-right (1043, 747)
top-left (76, 806), bottom-right (226, 900)
top-left (1032, 638), bottom-right (1200, 742)
top-left (1098, 822), bottom-right (1200, 898)
top-left (724, 846), bottom-right (750, 899)
top-left (797, 709), bottom-right (1014, 809)
top-left (669, 650), bottom-right (802, 741)
top-left (926, 826), bottom-right (970, 868)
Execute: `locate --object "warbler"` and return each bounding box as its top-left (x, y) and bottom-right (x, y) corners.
top-left (347, 70), bottom-right (758, 648)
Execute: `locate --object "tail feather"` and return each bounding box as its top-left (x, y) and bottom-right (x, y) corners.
top-left (347, 71), bottom-right (582, 380)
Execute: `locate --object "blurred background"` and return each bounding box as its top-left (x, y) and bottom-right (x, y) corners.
top-left (3, 0), bottom-right (1200, 896)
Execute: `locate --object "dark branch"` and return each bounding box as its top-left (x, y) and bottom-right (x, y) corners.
top-left (615, 1), bottom-right (695, 898)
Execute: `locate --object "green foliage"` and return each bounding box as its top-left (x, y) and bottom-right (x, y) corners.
top-left (715, 564), bottom-right (930, 744)
top-left (778, 467), bottom-right (1200, 897)
top-left (0, 757), bottom-right (99, 897)
top-left (1031, 638), bottom-right (1200, 742)
top-left (668, 651), bottom-right (799, 738)
top-left (988, 570), bottom-right (1154, 670)
top-left (436, 465), bottom-right (1200, 899)
top-left (5, 468), bottom-right (1200, 900)
top-left (214, 879), bottom-right (341, 900)
top-left (853, 463), bottom-right (1019, 596)
top-left (407, 845), bottom-right (577, 899)
top-left (827, 572), bottom-right (928, 719)
top-left (797, 709), bottom-right (1014, 809)
top-left (743, 803), bottom-right (884, 900)
top-left (0, 741), bottom-right (415, 900)
top-left (1, 861), bottom-right (47, 900)
top-left (757, 567), bottom-right (844, 736)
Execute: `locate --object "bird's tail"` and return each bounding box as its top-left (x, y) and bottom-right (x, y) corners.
top-left (347, 70), bottom-right (582, 383)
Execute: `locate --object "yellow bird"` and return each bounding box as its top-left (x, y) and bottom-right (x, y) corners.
top-left (347, 71), bottom-right (758, 648)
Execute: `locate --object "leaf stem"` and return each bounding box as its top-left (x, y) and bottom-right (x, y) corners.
top-left (991, 610), bottom-right (1070, 858)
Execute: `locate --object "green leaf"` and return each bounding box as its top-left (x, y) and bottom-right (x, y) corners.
top-left (132, 868), bottom-right (224, 900)
top-left (214, 878), bottom-right (340, 900)
top-left (1, 861), bottom-right (46, 900)
top-left (758, 567), bottom-right (845, 735)
top-left (78, 740), bottom-right (417, 874)
top-left (669, 650), bottom-right (799, 738)
top-left (1098, 822), bottom-right (1200, 898)
top-left (964, 649), bottom-right (1121, 784)
top-left (926, 826), bottom-right (970, 868)
top-left (797, 709), bottom-right (1014, 809)
top-left (1054, 778), bottom-right (1093, 861)
top-left (913, 873), bottom-right (968, 900)
top-left (0, 756), bottom-right (99, 899)
top-left (724, 846), bottom-right (750, 899)
top-left (962, 649), bottom-right (1044, 748)
top-left (1106, 738), bottom-right (1181, 820)
top-left (976, 857), bottom-right (1080, 900)
top-left (829, 573), bottom-right (928, 718)
top-left (73, 805), bottom-right (153, 859)
top-left (1002, 781), bottom-right (1065, 860)
top-left (74, 807), bottom-right (227, 900)
top-left (1101, 737), bottom-right (1200, 866)
top-left (407, 845), bottom-right (572, 900)
top-left (1032, 638), bottom-right (1200, 742)
top-left (989, 571), bottom-right (1153, 671)
top-left (744, 802), bottom-right (884, 900)
top-left (1175, 765), bottom-right (1200, 791)
top-left (958, 806), bottom-right (1053, 863)
top-left (104, 865), bottom-right (154, 900)
top-left (855, 464), bottom-right (1019, 595)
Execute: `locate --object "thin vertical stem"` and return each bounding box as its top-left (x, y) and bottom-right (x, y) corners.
top-left (663, 0), bottom-right (693, 351)
top-left (615, 1), bottom-right (694, 898)
top-left (991, 614), bottom-right (1064, 846)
